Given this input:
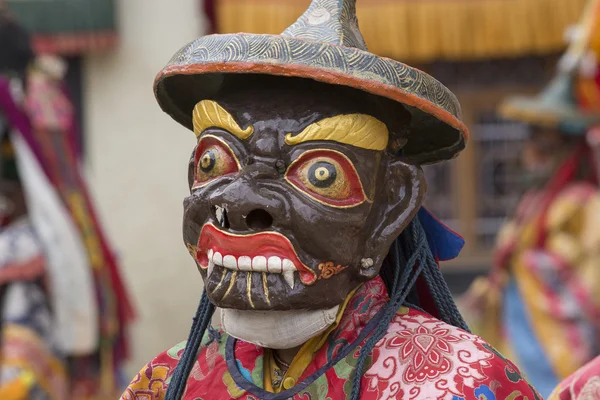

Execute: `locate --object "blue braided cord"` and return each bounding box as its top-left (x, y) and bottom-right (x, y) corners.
top-left (403, 302), bottom-right (426, 313)
top-left (415, 221), bottom-right (469, 331)
top-left (350, 220), bottom-right (428, 400)
top-left (167, 292), bottom-right (214, 400)
top-left (421, 250), bottom-right (469, 332)
top-left (165, 297), bottom-right (206, 400)
top-left (207, 323), bottom-right (222, 344)
top-left (174, 292), bottom-right (215, 398)
top-left (387, 239), bottom-right (401, 293)
top-left (422, 264), bottom-right (451, 320)
top-left (166, 291), bottom-right (215, 400)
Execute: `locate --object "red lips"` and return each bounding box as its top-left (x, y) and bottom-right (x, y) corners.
top-left (196, 223), bottom-right (317, 285)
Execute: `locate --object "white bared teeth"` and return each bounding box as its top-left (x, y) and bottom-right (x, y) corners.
top-left (206, 251), bottom-right (298, 289)
top-left (206, 249), bottom-right (215, 277)
top-left (238, 256), bottom-right (252, 271)
top-left (252, 256), bottom-right (267, 271)
top-left (207, 260), bottom-right (215, 278)
top-left (223, 255), bottom-right (237, 269)
top-left (213, 252), bottom-right (223, 266)
top-left (267, 256), bottom-right (282, 273)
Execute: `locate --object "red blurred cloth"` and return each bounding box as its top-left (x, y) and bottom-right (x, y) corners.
top-left (203, 0), bottom-right (217, 34)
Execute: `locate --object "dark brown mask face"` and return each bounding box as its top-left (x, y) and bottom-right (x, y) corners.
top-left (182, 77), bottom-right (426, 311)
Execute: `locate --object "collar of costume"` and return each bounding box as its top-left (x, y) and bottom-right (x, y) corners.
top-left (226, 276), bottom-right (390, 398)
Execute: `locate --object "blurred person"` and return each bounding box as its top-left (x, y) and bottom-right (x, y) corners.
top-left (463, 1), bottom-right (600, 398)
top-left (539, 1), bottom-right (600, 399)
top-left (0, 9), bottom-right (134, 399)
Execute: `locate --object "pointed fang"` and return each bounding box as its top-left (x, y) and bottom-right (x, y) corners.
top-left (283, 270), bottom-right (295, 289)
top-left (207, 260), bottom-right (215, 278)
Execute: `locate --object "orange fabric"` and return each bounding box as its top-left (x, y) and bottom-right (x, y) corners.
top-left (577, 0), bottom-right (600, 113)
top-left (214, 0), bottom-right (586, 62)
top-left (0, 372), bottom-right (34, 400)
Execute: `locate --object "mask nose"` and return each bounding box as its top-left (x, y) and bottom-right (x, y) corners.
top-left (245, 208), bottom-right (274, 230)
top-left (208, 163), bottom-right (286, 232)
top-left (210, 206), bottom-right (274, 232)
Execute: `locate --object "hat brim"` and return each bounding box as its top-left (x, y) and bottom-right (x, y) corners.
top-left (154, 33), bottom-right (468, 164)
top-left (499, 96), bottom-right (600, 135)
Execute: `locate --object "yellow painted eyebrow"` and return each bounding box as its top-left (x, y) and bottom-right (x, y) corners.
top-left (284, 114), bottom-right (389, 151)
top-left (192, 100), bottom-right (254, 139)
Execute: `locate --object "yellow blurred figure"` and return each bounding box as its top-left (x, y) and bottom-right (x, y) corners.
top-left (463, 1), bottom-right (600, 398)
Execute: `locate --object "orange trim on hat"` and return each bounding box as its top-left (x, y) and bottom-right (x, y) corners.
top-left (155, 61), bottom-right (470, 143)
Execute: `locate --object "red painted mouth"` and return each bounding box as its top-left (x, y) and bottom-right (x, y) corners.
top-left (196, 223), bottom-right (317, 285)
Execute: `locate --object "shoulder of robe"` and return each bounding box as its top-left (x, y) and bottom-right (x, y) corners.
top-left (362, 308), bottom-right (542, 400)
top-left (548, 355), bottom-right (600, 400)
top-left (119, 342), bottom-right (185, 400)
top-left (119, 334), bottom-right (228, 400)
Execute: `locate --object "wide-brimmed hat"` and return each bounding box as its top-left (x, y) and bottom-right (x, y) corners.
top-left (499, 72), bottom-right (600, 136)
top-left (154, 0), bottom-right (468, 164)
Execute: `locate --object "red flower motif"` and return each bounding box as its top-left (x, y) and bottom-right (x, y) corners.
top-left (389, 324), bottom-right (462, 384)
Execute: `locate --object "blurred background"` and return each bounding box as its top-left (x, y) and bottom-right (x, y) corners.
top-left (2, 0), bottom-right (589, 376)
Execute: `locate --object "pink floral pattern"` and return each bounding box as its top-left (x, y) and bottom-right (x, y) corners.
top-left (365, 313), bottom-right (494, 400)
top-left (549, 355), bottom-right (600, 400)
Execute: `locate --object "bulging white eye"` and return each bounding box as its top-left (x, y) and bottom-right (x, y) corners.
top-left (285, 149), bottom-right (367, 208)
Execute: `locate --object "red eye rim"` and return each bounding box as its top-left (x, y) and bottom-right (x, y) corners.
top-left (192, 135), bottom-right (240, 189)
top-left (285, 149), bottom-right (368, 208)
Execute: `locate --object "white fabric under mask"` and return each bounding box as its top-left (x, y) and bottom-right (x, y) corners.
top-left (221, 305), bottom-right (340, 349)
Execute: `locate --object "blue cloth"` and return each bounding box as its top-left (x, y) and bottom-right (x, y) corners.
top-left (418, 207), bottom-right (464, 261)
top-left (504, 279), bottom-right (559, 398)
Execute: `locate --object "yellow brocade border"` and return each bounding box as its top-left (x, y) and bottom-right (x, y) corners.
top-left (512, 258), bottom-right (580, 380)
top-left (216, 0), bottom-right (587, 62)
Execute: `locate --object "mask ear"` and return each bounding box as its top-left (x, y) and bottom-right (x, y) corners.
top-left (363, 161), bottom-right (426, 274)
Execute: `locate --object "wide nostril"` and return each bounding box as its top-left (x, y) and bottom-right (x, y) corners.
top-left (245, 209), bottom-right (273, 231)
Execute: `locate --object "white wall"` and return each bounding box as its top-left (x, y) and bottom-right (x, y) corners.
top-left (83, 0), bottom-right (206, 374)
